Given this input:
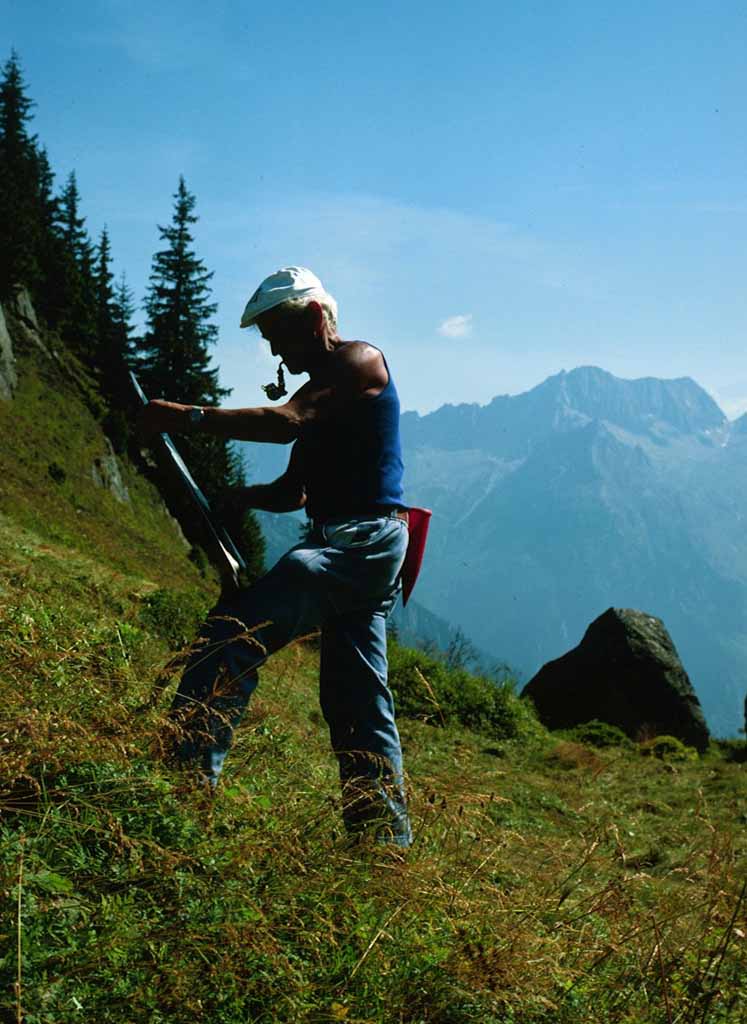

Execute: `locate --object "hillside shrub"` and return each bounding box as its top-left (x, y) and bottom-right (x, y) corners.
top-left (139, 587), bottom-right (210, 650)
top-left (566, 720), bottom-right (634, 750)
top-left (546, 740), bottom-right (604, 772)
top-left (715, 738), bottom-right (747, 763)
top-left (640, 735), bottom-right (698, 762)
top-left (387, 640), bottom-right (523, 739)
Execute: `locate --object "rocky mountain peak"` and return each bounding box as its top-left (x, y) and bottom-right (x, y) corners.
top-left (550, 366), bottom-right (727, 437)
top-left (402, 366), bottom-right (727, 458)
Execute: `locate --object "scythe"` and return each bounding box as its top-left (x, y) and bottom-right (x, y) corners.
top-left (130, 372), bottom-right (246, 591)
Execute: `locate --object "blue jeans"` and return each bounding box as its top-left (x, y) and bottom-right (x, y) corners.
top-left (169, 513), bottom-right (412, 846)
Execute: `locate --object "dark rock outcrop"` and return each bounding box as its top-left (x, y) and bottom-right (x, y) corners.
top-left (521, 607), bottom-right (710, 751)
top-left (0, 303), bottom-right (17, 400)
top-left (13, 288), bottom-right (39, 330)
top-left (91, 438), bottom-right (130, 504)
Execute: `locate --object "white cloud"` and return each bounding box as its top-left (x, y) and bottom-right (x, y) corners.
top-left (437, 314), bottom-right (473, 338)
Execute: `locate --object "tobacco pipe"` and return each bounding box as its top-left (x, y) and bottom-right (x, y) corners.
top-left (261, 362), bottom-right (287, 401)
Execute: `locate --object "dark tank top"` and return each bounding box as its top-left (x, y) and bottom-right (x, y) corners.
top-left (299, 344), bottom-right (405, 520)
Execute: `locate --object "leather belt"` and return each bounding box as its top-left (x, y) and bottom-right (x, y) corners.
top-left (312, 507), bottom-right (409, 527)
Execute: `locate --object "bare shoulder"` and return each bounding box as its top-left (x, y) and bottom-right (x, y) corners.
top-left (333, 341), bottom-right (388, 395)
top-left (286, 342), bottom-right (388, 426)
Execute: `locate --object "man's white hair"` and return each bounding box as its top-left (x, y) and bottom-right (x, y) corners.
top-left (275, 290), bottom-right (338, 332)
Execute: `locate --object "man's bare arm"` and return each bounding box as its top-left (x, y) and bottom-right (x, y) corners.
top-left (226, 442), bottom-right (306, 514)
top-left (139, 398), bottom-right (303, 444)
top-left (138, 344), bottom-right (387, 443)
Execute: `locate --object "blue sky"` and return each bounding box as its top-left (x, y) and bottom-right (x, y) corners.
top-left (4, 0), bottom-right (747, 416)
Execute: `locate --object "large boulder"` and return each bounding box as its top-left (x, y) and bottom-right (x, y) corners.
top-left (521, 607), bottom-right (710, 750)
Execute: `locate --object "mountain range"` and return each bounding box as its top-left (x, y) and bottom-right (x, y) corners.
top-left (244, 366), bottom-right (747, 736)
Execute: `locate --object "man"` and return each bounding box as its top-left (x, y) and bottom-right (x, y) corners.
top-left (139, 267), bottom-right (412, 847)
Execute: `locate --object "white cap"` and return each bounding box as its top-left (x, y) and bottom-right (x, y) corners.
top-left (239, 266), bottom-right (326, 328)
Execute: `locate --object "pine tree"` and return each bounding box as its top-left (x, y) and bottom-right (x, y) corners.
top-left (0, 49), bottom-right (34, 149)
top-left (49, 171), bottom-right (98, 358)
top-left (139, 176), bottom-right (227, 407)
top-left (110, 272), bottom-right (138, 373)
top-left (0, 50), bottom-right (42, 298)
top-left (139, 176), bottom-right (265, 578)
top-left (100, 269), bottom-right (140, 451)
top-left (58, 172), bottom-right (90, 261)
top-left (33, 145), bottom-right (68, 313)
top-left (94, 226), bottom-right (115, 350)
top-left (35, 146), bottom-right (56, 233)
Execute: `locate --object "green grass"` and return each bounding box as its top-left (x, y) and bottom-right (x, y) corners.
top-left (1, 319), bottom-right (747, 1022)
top-left (0, 325), bottom-right (209, 591)
top-left (2, 517), bottom-right (747, 1024)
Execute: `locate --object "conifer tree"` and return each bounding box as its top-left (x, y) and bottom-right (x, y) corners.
top-left (94, 226), bottom-right (115, 347)
top-left (139, 175), bottom-right (227, 493)
top-left (139, 176), bottom-right (265, 579)
top-left (0, 49), bottom-right (34, 148)
top-left (0, 50), bottom-right (41, 298)
top-left (33, 145), bottom-right (69, 315)
top-left (99, 269), bottom-right (140, 451)
top-left (50, 171), bottom-right (98, 358)
top-left (139, 176), bottom-right (227, 407)
top-left (94, 226), bottom-right (120, 400)
top-left (59, 172), bottom-right (90, 262)
top-left (110, 272), bottom-right (138, 372)
top-left (35, 146), bottom-right (56, 233)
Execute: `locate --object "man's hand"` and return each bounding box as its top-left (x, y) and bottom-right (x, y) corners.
top-left (137, 399), bottom-right (187, 439)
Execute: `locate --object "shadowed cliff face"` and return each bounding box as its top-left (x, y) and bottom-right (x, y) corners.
top-left (399, 367), bottom-right (747, 738)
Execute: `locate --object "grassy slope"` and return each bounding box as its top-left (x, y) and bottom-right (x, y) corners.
top-left (0, 311), bottom-right (207, 590)
top-left (1, 313), bottom-right (747, 1023)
